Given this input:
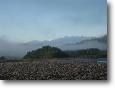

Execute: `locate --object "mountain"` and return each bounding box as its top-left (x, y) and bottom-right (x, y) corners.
top-left (27, 36), bottom-right (96, 46)
top-left (57, 35), bottom-right (107, 50)
top-left (26, 35), bottom-right (107, 51)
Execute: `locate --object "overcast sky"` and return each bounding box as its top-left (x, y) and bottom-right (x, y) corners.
top-left (0, 0), bottom-right (107, 43)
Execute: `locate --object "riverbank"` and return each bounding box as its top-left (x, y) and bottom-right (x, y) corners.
top-left (0, 61), bottom-right (107, 80)
top-left (0, 57), bottom-right (107, 63)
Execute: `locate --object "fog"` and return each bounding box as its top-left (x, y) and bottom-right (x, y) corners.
top-left (57, 40), bottom-right (107, 50)
top-left (0, 38), bottom-right (42, 58)
top-left (0, 38), bottom-right (107, 59)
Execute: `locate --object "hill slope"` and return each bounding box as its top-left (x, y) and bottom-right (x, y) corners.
top-left (57, 35), bottom-right (107, 50)
top-left (27, 36), bottom-right (95, 45)
top-left (23, 46), bottom-right (69, 59)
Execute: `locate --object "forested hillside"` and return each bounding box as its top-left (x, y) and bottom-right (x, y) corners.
top-left (59, 35), bottom-right (107, 50)
top-left (23, 46), bottom-right (107, 59)
top-left (0, 56), bottom-right (6, 60)
top-left (23, 46), bottom-right (69, 59)
top-left (65, 48), bottom-right (107, 58)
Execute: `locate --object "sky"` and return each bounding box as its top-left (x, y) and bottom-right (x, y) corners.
top-left (0, 0), bottom-right (107, 43)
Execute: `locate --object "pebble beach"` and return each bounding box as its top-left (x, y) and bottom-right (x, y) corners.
top-left (0, 60), bottom-right (107, 80)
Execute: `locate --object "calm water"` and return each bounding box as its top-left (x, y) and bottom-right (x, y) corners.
top-left (33, 58), bottom-right (107, 63)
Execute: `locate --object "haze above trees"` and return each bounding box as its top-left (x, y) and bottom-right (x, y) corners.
top-left (0, 35), bottom-right (107, 59)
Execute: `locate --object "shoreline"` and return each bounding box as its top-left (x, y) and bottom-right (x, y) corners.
top-left (0, 57), bottom-right (107, 63)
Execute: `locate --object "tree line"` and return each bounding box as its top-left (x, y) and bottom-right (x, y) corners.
top-left (23, 46), bottom-right (107, 59)
top-left (65, 48), bottom-right (107, 58)
top-left (23, 45), bottom-right (69, 59)
top-left (0, 56), bottom-right (6, 60)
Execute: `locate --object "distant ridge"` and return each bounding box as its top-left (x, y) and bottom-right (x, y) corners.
top-left (58, 35), bottom-right (107, 50)
top-left (27, 36), bottom-right (96, 45)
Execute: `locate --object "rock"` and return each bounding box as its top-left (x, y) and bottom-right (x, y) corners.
top-left (0, 61), bottom-right (107, 80)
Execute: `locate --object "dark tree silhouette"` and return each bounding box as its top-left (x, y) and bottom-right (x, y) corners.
top-left (23, 45), bottom-right (69, 59)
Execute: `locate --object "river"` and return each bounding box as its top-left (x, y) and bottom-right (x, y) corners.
top-left (33, 58), bottom-right (107, 63)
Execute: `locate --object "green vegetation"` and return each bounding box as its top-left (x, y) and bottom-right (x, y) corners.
top-left (23, 45), bottom-right (69, 59)
top-left (65, 48), bottom-right (107, 58)
top-left (0, 56), bottom-right (6, 60)
top-left (23, 46), bottom-right (107, 59)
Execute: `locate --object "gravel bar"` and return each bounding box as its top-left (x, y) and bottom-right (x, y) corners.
top-left (0, 61), bottom-right (107, 80)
